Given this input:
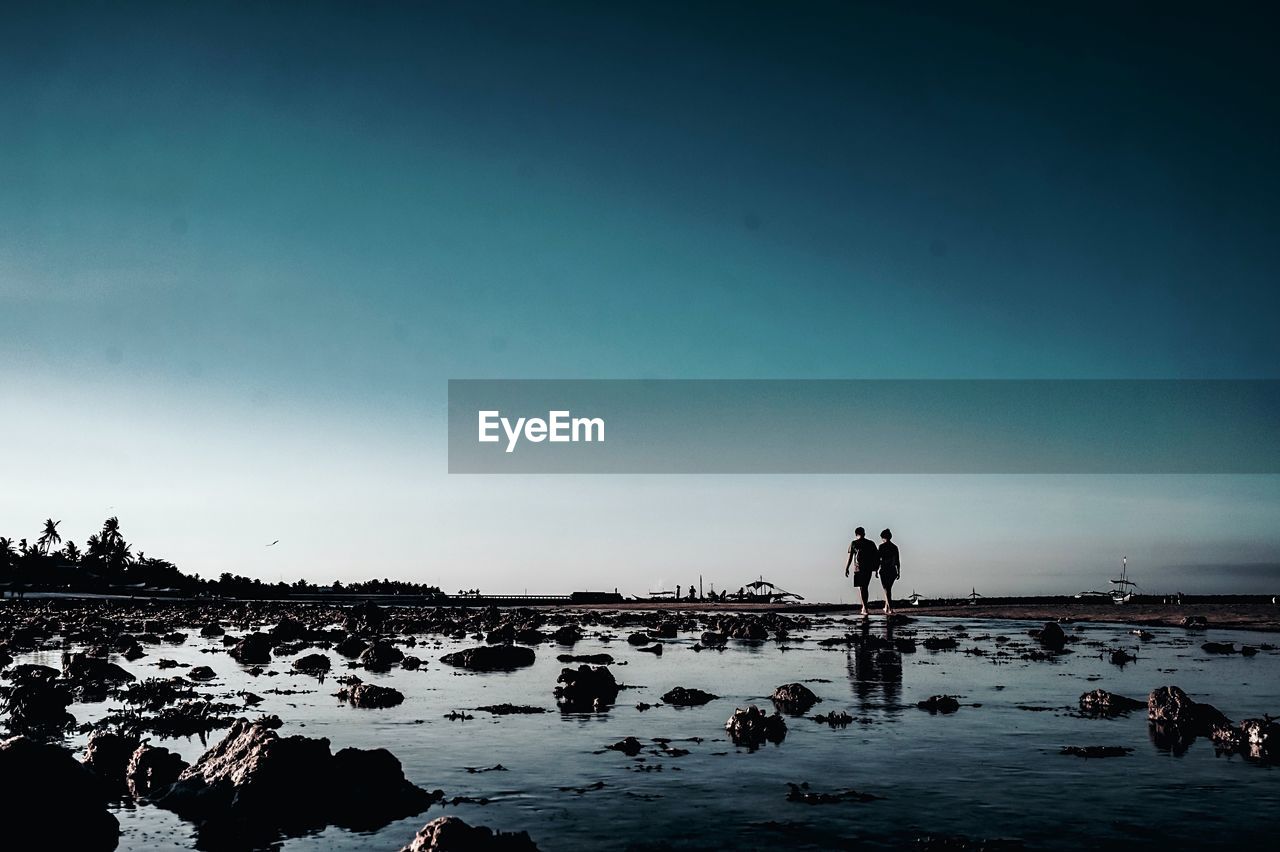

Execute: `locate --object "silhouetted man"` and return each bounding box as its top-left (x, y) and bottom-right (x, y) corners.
top-left (844, 526), bottom-right (879, 617)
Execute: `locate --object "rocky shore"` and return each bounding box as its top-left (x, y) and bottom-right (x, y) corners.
top-left (1, 598), bottom-right (1277, 850)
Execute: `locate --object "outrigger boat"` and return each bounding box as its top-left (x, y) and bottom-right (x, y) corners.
top-left (1075, 557), bottom-right (1140, 604)
top-left (736, 577), bottom-right (803, 603)
top-left (633, 576), bottom-right (803, 603)
top-left (1110, 556), bottom-right (1138, 604)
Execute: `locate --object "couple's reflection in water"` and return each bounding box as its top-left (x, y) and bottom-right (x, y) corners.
top-left (847, 617), bottom-right (904, 716)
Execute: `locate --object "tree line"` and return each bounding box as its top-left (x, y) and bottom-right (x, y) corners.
top-left (1, 517), bottom-right (444, 600)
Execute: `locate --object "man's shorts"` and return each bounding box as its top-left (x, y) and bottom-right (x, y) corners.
top-left (853, 570), bottom-right (874, 588)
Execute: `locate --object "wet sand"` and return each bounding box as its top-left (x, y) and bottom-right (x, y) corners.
top-left (910, 601), bottom-right (1280, 632)
top-left (569, 600), bottom-right (1280, 632)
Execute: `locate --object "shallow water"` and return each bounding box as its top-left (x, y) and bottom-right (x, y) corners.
top-left (14, 612), bottom-right (1280, 850)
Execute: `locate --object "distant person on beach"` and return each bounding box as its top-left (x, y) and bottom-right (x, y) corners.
top-left (878, 529), bottom-right (900, 615)
top-left (845, 526), bottom-right (879, 616)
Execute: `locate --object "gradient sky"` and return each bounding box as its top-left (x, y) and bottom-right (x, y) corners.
top-left (2, 1), bottom-right (1278, 600)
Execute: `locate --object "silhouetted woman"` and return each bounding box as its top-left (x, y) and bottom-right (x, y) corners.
top-left (878, 529), bottom-right (900, 615)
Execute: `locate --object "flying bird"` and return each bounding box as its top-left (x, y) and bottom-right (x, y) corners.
top-left (266, 540), bottom-right (279, 547)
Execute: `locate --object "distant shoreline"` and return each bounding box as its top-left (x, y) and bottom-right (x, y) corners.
top-left (6, 592), bottom-right (1278, 632)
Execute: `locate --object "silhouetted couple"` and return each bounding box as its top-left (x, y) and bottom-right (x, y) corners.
top-left (844, 526), bottom-right (900, 617)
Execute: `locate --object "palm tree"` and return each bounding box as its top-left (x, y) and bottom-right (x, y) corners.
top-left (0, 537), bottom-right (15, 586)
top-left (105, 539), bottom-right (132, 588)
top-left (37, 518), bottom-right (62, 555)
top-left (62, 541), bottom-right (81, 564)
top-left (101, 516), bottom-right (122, 548)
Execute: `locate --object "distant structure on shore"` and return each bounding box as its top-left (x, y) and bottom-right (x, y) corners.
top-left (634, 576), bottom-right (803, 604)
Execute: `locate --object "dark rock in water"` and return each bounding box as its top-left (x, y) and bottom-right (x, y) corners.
top-left (922, 637), bottom-right (959, 651)
top-left (551, 625), bottom-right (583, 645)
top-left (4, 663), bottom-right (60, 684)
top-left (771, 683), bottom-right (821, 715)
top-left (651, 622), bottom-right (678, 639)
top-left (637, 643), bottom-right (663, 655)
top-left (1107, 648), bottom-right (1136, 666)
top-left (626, 632), bottom-right (652, 645)
top-left (725, 705), bottom-right (787, 749)
top-left (155, 718), bottom-right (437, 839)
top-left (1, 676), bottom-right (76, 734)
top-left (661, 686), bottom-right (718, 707)
top-left (1202, 642), bottom-right (1236, 655)
top-left (270, 617), bottom-right (307, 643)
top-left (442, 645), bottom-right (536, 671)
top-left (339, 683), bottom-right (405, 709)
top-left (187, 666), bottom-right (217, 682)
top-left (786, 781), bottom-right (881, 804)
top-left (200, 624), bottom-right (225, 638)
top-left (1212, 717), bottom-right (1280, 761)
top-left (812, 710), bottom-right (855, 727)
top-left (63, 653), bottom-right (135, 685)
top-left (699, 631), bottom-right (727, 647)
top-left (114, 677), bottom-right (198, 711)
top-left (95, 699), bottom-right (244, 739)
top-left (475, 704), bottom-right (547, 715)
top-left (607, 736), bottom-right (643, 756)
top-left (1182, 615), bottom-right (1208, 629)
top-left (1035, 622), bottom-right (1066, 652)
top-left (556, 653), bottom-right (614, 665)
top-left (1211, 724), bottom-right (1245, 751)
top-left (554, 665), bottom-right (619, 712)
top-left (399, 816), bottom-right (540, 851)
top-left (726, 619), bottom-right (769, 641)
top-left (485, 624), bottom-right (516, 644)
top-left (126, 743), bottom-right (188, 799)
top-left (83, 730), bottom-right (142, 792)
top-left (1148, 685), bottom-right (1231, 734)
top-left (230, 633), bottom-right (273, 664)
top-left (345, 600), bottom-right (388, 634)
top-left (330, 745), bottom-right (441, 830)
top-left (918, 695), bottom-right (961, 714)
top-left (292, 653), bottom-right (331, 675)
top-left (402, 656), bottom-right (423, 670)
top-left (1240, 718), bottom-right (1280, 760)
top-left (513, 628), bottom-right (546, 646)
top-left (1078, 689), bottom-right (1145, 716)
top-left (360, 641), bottom-right (405, 671)
top-left (335, 635), bottom-right (369, 658)
top-left (0, 735), bottom-right (120, 851)
top-left (1060, 745), bottom-right (1132, 758)
top-left (1241, 645), bottom-right (1259, 657)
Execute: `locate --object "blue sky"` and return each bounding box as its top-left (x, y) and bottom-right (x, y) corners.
top-left (2, 2), bottom-right (1278, 599)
